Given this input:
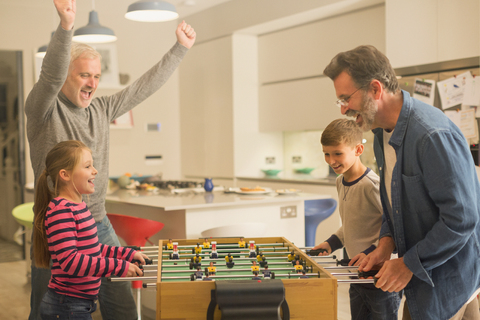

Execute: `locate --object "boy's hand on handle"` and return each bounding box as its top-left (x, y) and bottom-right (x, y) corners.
top-left (349, 252), bottom-right (366, 266)
top-left (359, 237), bottom-right (395, 272)
top-left (176, 21), bottom-right (196, 49)
top-left (127, 263), bottom-right (143, 277)
top-left (54, 0), bottom-right (76, 31)
top-left (312, 242), bottom-right (331, 256)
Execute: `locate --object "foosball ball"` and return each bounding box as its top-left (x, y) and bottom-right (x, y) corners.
top-left (110, 236), bottom-right (375, 319)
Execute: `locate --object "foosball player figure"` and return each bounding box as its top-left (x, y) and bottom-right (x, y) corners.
top-left (166, 238), bottom-right (174, 250)
top-left (225, 253), bottom-right (235, 268)
top-left (298, 270), bottom-right (309, 279)
top-left (294, 260), bottom-right (304, 272)
top-left (256, 251), bottom-right (265, 262)
top-left (287, 251), bottom-right (295, 262)
top-left (203, 274), bottom-right (213, 281)
top-left (203, 238), bottom-right (210, 249)
top-left (251, 260), bottom-right (260, 273)
top-left (238, 237), bottom-right (246, 248)
top-left (171, 242), bottom-right (180, 260)
top-left (291, 255), bottom-right (301, 266)
top-left (252, 271), bottom-right (262, 280)
top-left (195, 267), bottom-right (203, 280)
top-left (191, 254), bottom-right (202, 268)
top-left (249, 241), bottom-right (257, 258)
top-left (193, 242), bottom-right (202, 254)
top-left (262, 265), bottom-right (272, 279)
top-left (208, 261), bottom-right (217, 275)
top-left (210, 242), bottom-right (218, 259)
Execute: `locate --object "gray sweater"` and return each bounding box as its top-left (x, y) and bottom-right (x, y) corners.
top-left (26, 24), bottom-right (188, 221)
top-left (326, 168), bottom-right (382, 257)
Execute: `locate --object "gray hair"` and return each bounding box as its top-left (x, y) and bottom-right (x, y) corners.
top-left (323, 45), bottom-right (399, 94)
top-left (70, 42), bottom-right (102, 66)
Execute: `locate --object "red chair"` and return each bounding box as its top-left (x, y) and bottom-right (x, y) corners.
top-left (106, 213), bottom-right (164, 320)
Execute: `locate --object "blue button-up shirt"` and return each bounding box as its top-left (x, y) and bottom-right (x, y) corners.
top-left (373, 90), bottom-right (480, 320)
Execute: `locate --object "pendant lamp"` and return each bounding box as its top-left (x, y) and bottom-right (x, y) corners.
top-left (73, 0), bottom-right (117, 43)
top-left (125, 1), bottom-right (179, 22)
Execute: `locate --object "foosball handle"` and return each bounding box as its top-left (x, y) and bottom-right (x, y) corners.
top-left (336, 258), bottom-right (351, 266)
top-left (132, 258), bottom-right (153, 265)
top-left (357, 270), bottom-right (379, 278)
top-left (306, 248), bottom-right (327, 256)
top-left (126, 245), bottom-right (141, 250)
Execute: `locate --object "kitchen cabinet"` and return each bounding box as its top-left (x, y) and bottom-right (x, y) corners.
top-left (259, 77), bottom-right (337, 132)
top-left (257, 4), bottom-right (385, 132)
top-left (386, 0), bottom-right (480, 68)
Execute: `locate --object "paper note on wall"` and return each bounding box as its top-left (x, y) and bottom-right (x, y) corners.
top-left (462, 77), bottom-right (480, 107)
top-left (460, 109), bottom-right (477, 140)
top-left (413, 78), bottom-right (435, 105)
top-left (437, 71), bottom-right (473, 109)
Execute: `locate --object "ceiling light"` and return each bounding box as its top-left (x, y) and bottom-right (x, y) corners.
top-left (73, 10), bottom-right (117, 43)
top-left (125, 1), bottom-right (179, 22)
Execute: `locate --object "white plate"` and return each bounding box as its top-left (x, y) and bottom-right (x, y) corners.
top-left (234, 188), bottom-right (272, 195)
top-left (276, 189), bottom-right (301, 195)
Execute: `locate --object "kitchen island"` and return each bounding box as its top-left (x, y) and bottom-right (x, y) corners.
top-left (105, 189), bottom-right (330, 247)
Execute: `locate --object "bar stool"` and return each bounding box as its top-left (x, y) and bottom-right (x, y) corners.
top-left (12, 202), bottom-right (35, 278)
top-left (106, 213), bottom-right (164, 320)
top-left (304, 198), bottom-right (337, 247)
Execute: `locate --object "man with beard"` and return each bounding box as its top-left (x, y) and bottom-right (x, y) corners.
top-left (323, 45), bottom-right (480, 320)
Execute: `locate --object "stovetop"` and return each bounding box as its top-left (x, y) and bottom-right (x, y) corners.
top-left (149, 180), bottom-right (203, 190)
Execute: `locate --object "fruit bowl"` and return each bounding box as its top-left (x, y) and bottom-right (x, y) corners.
top-left (294, 167), bottom-right (316, 174)
top-left (262, 169), bottom-right (282, 176)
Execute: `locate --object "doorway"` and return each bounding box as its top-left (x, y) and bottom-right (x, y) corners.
top-left (0, 50), bottom-right (25, 244)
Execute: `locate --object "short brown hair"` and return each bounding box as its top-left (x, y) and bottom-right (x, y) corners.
top-left (323, 45), bottom-right (399, 94)
top-left (321, 119), bottom-right (363, 147)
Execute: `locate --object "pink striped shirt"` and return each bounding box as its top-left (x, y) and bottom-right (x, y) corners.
top-left (45, 197), bottom-right (136, 300)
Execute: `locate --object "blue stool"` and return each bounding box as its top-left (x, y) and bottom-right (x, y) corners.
top-left (304, 198), bottom-right (337, 247)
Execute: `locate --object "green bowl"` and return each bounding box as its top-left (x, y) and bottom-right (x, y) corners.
top-left (262, 169), bottom-right (282, 176)
top-left (295, 167), bottom-right (316, 174)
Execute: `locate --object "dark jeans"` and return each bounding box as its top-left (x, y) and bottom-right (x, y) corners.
top-left (349, 283), bottom-right (402, 320)
top-left (40, 289), bottom-right (97, 320)
top-left (30, 216), bottom-right (138, 320)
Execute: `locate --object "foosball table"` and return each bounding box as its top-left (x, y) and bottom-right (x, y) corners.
top-left (111, 236), bottom-right (374, 320)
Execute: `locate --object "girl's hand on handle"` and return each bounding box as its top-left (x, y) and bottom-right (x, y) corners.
top-left (127, 263), bottom-right (143, 277)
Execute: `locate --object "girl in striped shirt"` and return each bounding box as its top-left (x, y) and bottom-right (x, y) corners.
top-left (33, 140), bottom-right (148, 319)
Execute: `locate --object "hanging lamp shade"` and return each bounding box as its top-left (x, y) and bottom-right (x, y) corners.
top-left (73, 10), bottom-right (117, 43)
top-left (125, 1), bottom-right (179, 22)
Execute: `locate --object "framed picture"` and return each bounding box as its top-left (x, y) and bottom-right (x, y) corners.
top-left (90, 43), bottom-right (121, 88)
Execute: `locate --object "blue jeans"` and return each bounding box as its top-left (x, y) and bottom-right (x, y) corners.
top-left (40, 289), bottom-right (97, 319)
top-left (30, 216), bottom-right (138, 320)
top-left (349, 284), bottom-right (401, 320)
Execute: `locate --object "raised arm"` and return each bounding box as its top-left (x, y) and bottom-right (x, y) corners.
top-left (54, 0), bottom-right (76, 30)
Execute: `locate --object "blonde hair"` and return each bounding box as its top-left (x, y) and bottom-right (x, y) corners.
top-left (68, 42), bottom-right (102, 73)
top-left (321, 119), bottom-right (363, 147)
top-left (33, 140), bottom-right (91, 268)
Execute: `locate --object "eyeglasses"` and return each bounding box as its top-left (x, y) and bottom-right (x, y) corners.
top-left (336, 86), bottom-right (364, 108)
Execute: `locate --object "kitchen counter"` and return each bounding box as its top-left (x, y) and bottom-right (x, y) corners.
top-left (236, 174), bottom-right (337, 186)
top-left (105, 188), bottom-right (325, 211)
top-left (105, 189), bottom-right (330, 247)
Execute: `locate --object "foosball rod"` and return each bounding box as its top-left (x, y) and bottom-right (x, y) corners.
top-left (129, 242), bottom-right (289, 251)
